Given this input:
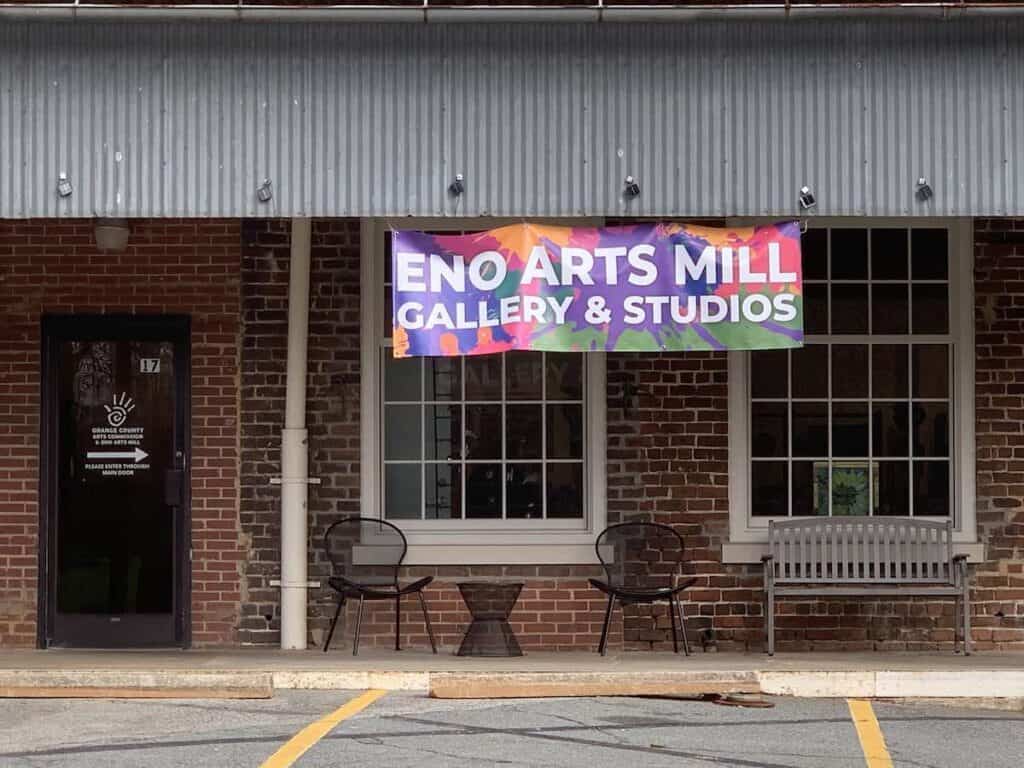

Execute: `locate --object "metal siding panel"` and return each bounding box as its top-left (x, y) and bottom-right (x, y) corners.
top-left (3, 19), bottom-right (1024, 219)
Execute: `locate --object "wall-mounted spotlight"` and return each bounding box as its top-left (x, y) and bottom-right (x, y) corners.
top-left (623, 175), bottom-right (640, 199)
top-left (448, 173), bottom-right (465, 197)
top-left (257, 178), bottom-right (273, 203)
top-left (798, 185), bottom-right (816, 210)
top-left (57, 173), bottom-right (73, 198)
top-left (916, 177), bottom-right (933, 202)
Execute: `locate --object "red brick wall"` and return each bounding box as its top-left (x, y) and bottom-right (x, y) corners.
top-left (6, 216), bottom-right (1021, 651)
top-left (0, 219), bottom-right (243, 647)
top-left (239, 218), bottom-right (364, 645)
top-left (238, 220), bottom-right (614, 651)
top-left (971, 218), bottom-right (1024, 648)
top-left (232, 216), bottom-right (1024, 653)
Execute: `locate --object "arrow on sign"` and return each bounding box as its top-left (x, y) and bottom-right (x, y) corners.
top-left (87, 447), bottom-right (149, 463)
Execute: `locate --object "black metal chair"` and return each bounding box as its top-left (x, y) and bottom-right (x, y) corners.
top-left (589, 521), bottom-right (697, 656)
top-left (322, 516), bottom-right (437, 655)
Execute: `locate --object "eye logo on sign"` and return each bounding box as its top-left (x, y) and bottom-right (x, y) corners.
top-left (104, 392), bottom-right (136, 427)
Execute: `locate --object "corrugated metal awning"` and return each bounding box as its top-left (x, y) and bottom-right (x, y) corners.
top-left (1, 19), bottom-right (1021, 218)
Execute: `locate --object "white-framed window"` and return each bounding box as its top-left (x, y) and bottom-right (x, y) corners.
top-left (360, 219), bottom-right (607, 565)
top-left (725, 219), bottom-right (980, 563)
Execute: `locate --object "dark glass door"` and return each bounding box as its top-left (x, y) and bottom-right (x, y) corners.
top-left (42, 316), bottom-right (189, 647)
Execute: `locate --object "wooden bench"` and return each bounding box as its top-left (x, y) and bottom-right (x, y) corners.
top-left (763, 518), bottom-right (970, 655)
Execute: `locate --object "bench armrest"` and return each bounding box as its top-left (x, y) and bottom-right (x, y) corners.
top-left (760, 554), bottom-right (774, 563)
top-left (952, 553), bottom-right (969, 562)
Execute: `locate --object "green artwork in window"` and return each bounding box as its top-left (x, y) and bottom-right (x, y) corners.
top-left (814, 462), bottom-right (878, 516)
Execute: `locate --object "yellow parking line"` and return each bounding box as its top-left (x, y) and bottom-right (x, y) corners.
top-left (848, 699), bottom-right (894, 768)
top-left (260, 689), bottom-right (387, 768)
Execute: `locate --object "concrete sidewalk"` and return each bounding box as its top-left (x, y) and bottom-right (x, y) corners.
top-left (1, 648), bottom-right (1022, 700)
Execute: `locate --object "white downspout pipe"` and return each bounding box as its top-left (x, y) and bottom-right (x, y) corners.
top-left (280, 217), bottom-right (312, 650)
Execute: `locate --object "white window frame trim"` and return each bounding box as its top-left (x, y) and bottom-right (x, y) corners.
top-left (360, 217), bottom-right (607, 565)
top-left (723, 217), bottom-right (982, 563)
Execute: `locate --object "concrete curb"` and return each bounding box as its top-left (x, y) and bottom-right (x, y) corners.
top-left (0, 669), bottom-right (273, 699)
top-left (757, 669), bottom-right (1024, 698)
top-left (2, 667), bottom-right (1022, 700)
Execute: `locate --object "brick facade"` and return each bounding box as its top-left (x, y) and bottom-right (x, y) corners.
top-left (2, 216), bottom-right (1023, 651)
top-left (0, 219), bottom-right (243, 647)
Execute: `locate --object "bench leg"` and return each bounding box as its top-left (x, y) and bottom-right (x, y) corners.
top-left (962, 582), bottom-right (972, 657)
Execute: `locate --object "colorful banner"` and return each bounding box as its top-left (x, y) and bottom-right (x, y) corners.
top-left (391, 221), bottom-right (802, 357)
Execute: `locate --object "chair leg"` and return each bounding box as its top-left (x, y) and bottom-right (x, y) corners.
top-left (417, 591), bottom-right (438, 654)
top-left (598, 594), bottom-right (615, 656)
top-left (676, 596), bottom-right (691, 657)
top-left (668, 596), bottom-right (679, 654)
top-left (766, 587), bottom-right (775, 656)
top-left (352, 595), bottom-right (366, 657)
top-left (395, 595), bottom-right (402, 651)
top-left (323, 595), bottom-right (345, 653)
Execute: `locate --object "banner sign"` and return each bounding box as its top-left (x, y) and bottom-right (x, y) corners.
top-left (391, 221), bottom-right (802, 357)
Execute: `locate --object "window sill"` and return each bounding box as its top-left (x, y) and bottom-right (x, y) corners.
top-left (401, 543), bottom-right (601, 566)
top-left (721, 541), bottom-right (986, 564)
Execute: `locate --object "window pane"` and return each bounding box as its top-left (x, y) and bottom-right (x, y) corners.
top-left (832, 345), bottom-right (868, 398)
top-left (751, 349), bottom-right (788, 398)
top-left (752, 402), bottom-right (788, 457)
top-left (465, 355), bottom-right (503, 400)
top-left (507, 352), bottom-right (543, 400)
top-left (385, 464), bottom-right (421, 520)
top-left (874, 461), bottom-right (909, 516)
top-left (873, 403), bottom-right (909, 457)
top-left (425, 463), bottom-right (460, 520)
top-left (912, 345), bottom-right (949, 399)
top-left (873, 345), bottom-right (909, 399)
top-left (792, 402), bottom-right (828, 457)
top-left (805, 284), bottom-right (828, 335)
top-left (793, 461), bottom-right (828, 516)
top-left (913, 403), bottom-right (950, 457)
top-left (384, 356), bottom-right (421, 402)
top-left (831, 229), bottom-right (868, 279)
top-left (802, 229), bottom-right (827, 280)
top-left (871, 284), bottom-right (909, 335)
top-left (870, 229), bottom-right (909, 280)
top-left (507, 404), bottom-right (542, 459)
top-left (911, 229), bottom-right (949, 280)
top-left (832, 402), bottom-right (868, 457)
top-left (465, 463), bottom-right (502, 518)
top-left (831, 284), bottom-right (869, 334)
top-left (425, 358), bottom-right (461, 401)
top-left (547, 463), bottom-right (584, 519)
top-left (546, 354), bottom-right (583, 400)
top-left (547, 404), bottom-right (583, 459)
top-left (911, 284), bottom-right (949, 334)
top-left (425, 404), bottom-right (461, 461)
top-left (831, 462), bottom-right (871, 516)
top-left (913, 461), bottom-right (950, 516)
top-left (791, 344), bottom-right (828, 399)
top-left (465, 404), bottom-right (502, 459)
top-left (385, 404), bottom-right (421, 460)
top-left (751, 462), bottom-right (788, 517)
top-left (507, 463), bottom-right (543, 519)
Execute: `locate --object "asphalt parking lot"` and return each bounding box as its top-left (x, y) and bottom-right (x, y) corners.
top-left (0, 691), bottom-right (1021, 768)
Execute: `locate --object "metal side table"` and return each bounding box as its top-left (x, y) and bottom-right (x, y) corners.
top-left (455, 581), bottom-right (524, 657)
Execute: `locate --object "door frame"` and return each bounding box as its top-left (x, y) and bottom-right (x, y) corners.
top-left (38, 314), bottom-right (192, 648)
